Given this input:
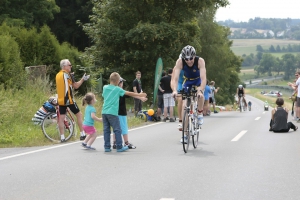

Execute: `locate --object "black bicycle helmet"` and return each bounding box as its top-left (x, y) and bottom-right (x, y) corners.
top-left (181, 45), bottom-right (196, 59)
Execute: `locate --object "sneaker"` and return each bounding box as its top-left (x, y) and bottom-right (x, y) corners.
top-left (80, 135), bottom-right (86, 140)
top-left (61, 139), bottom-right (66, 143)
top-left (180, 136), bottom-right (188, 144)
top-left (157, 116), bottom-right (161, 121)
top-left (166, 117), bottom-right (170, 120)
top-left (162, 118), bottom-right (167, 122)
top-left (117, 146), bottom-right (129, 152)
top-left (178, 123), bottom-right (182, 131)
top-left (169, 118), bottom-right (175, 122)
top-left (197, 113), bottom-right (204, 125)
top-left (81, 142), bottom-right (87, 147)
top-left (112, 143), bottom-right (116, 149)
top-left (86, 146), bottom-right (96, 150)
top-left (125, 143), bottom-right (136, 149)
top-left (105, 148), bottom-right (112, 152)
top-left (214, 110), bottom-right (218, 113)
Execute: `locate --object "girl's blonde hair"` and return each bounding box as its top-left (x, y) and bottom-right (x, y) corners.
top-left (82, 92), bottom-right (95, 106)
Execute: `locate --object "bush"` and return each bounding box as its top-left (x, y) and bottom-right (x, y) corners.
top-left (0, 34), bottom-right (26, 89)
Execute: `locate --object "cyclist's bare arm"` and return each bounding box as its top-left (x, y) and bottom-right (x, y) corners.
top-left (171, 59), bottom-right (182, 95)
top-left (198, 58), bottom-right (206, 93)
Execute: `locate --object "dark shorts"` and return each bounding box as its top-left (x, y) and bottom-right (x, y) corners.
top-left (297, 97), bottom-right (300, 107)
top-left (209, 97), bottom-right (215, 104)
top-left (157, 95), bottom-right (164, 109)
top-left (182, 79), bottom-right (201, 93)
top-left (59, 103), bottom-right (80, 115)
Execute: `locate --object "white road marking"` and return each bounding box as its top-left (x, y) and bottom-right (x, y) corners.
top-left (0, 123), bottom-right (162, 161)
top-left (231, 130), bottom-right (248, 141)
top-left (255, 117), bottom-right (261, 120)
top-left (262, 112), bottom-right (265, 114)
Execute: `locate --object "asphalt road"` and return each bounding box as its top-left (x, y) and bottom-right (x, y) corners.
top-left (1, 96), bottom-right (300, 200)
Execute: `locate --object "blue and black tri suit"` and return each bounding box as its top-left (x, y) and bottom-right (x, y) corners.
top-left (182, 56), bottom-right (201, 92)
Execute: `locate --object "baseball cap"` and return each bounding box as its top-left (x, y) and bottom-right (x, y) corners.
top-left (119, 77), bottom-right (126, 82)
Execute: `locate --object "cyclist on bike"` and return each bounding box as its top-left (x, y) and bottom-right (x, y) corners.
top-left (171, 45), bottom-right (207, 130)
top-left (236, 84), bottom-right (247, 110)
top-left (248, 101), bottom-right (252, 109)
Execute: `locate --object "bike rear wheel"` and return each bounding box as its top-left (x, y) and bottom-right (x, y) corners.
top-left (182, 109), bottom-right (190, 153)
top-left (41, 113), bottom-right (74, 142)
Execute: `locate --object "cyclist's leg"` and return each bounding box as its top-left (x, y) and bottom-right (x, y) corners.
top-left (243, 97), bottom-right (247, 107)
top-left (69, 103), bottom-right (84, 132)
top-left (177, 94), bottom-right (183, 122)
top-left (58, 106), bottom-right (67, 138)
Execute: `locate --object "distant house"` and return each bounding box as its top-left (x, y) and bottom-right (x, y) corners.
top-left (276, 31), bottom-right (285, 37)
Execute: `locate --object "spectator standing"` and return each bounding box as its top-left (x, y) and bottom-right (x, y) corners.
top-left (81, 93), bottom-right (102, 150)
top-left (56, 59), bottom-right (90, 142)
top-left (160, 68), bottom-right (175, 122)
top-left (133, 71), bottom-right (143, 117)
top-left (209, 81), bottom-right (220, 114)
top-left (102, 72), bottom-right (147, 152)
top-left (203, 81), bottom-right (211, 116)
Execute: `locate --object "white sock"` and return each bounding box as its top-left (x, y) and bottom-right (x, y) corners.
top-left (60, 135), bottom-right (65, 140)
top-left (80, 131), bottom-right (85, 136)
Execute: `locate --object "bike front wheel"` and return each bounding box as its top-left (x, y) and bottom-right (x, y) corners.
top-left (192, 124), bottom-right (199, 148)
top-left (41, 113), bottom-right (74, 142)
top-left (182, 109), bottom-right (191, 153)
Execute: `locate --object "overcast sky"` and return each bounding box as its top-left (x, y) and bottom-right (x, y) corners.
top-left (215, 0), bottom-right (300, 22)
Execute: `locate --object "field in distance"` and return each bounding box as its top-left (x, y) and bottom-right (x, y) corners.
top-left (231, 39), bottom-right (300, 57)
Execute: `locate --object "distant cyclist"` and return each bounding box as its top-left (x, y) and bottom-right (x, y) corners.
top-left (236, 85), bottom-right (247, 109)
top-left (171, 45), bottom-right (207, 139)
top-left (248, 101), bottom-right (252, 111)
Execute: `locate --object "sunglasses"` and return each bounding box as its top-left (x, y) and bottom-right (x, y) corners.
top-left (184, 57), bottom-right (194, 61)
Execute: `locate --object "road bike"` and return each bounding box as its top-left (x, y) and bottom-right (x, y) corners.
top-left (179, 86), bottom-right (200, 153)
top-left (41, 105), bottom-right (76, 142)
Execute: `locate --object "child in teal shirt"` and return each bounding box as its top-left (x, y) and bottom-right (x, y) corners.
top-left (102, 72), bottom-right (147, 152)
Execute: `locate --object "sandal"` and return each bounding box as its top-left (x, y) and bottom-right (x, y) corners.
top-left (294, 126), bottom-right (298, 131)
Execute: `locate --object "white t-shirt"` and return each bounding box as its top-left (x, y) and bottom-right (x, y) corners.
top-left (296, 77), bottom-right (300, 97)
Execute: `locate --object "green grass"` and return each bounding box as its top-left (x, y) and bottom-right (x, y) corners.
top-left (0, 78), bottom-right (145, 148)
top-left (245, 88), bottom-right (293, 110)
top-left (231, 39), bottom-right (300, 56)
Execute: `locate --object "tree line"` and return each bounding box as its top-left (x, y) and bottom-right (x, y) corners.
top-left (256, 44), bottom-right (300, 53)
top-left (219, 17), bottom-right (300, 40)
top-left (241, 51), bottom-right (300, 80)
top-left (0, 0), bottom-right (243, 105)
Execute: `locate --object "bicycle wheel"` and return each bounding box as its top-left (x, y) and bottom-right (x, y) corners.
top-left (41, 113), bottom-right (74, 142)
top-left (192, 100), bottom-right (199, 148)
top-left (182, 109), bottom-right (190, 153)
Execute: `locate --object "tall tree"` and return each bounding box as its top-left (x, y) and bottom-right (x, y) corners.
top-left (258, 53), bottom-right (276, 76)
top-left (48, 0), bottom-right (93, 51)
top-left (282, 54), bottom-right (296, 80)
top-left (0, 0), bottom-right (59, 27)
top-left (82, 0), bottom-right (229, 96)
top-left (197, 8), bottom-right (241, 104)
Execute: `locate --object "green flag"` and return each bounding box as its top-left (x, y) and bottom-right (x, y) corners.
top-left (153, 57), bottom-right (163, 106)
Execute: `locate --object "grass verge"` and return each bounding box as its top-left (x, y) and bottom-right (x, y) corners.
top-left (0, 78), bottom-right (147, 148)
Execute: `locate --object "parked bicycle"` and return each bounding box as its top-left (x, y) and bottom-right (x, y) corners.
top-left (179, 86), bottom-right (200, 153)
top-left (41, 105), bottom-right (76, 142)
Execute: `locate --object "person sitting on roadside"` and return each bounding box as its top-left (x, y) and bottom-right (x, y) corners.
top-left (32, 96), bottom-right (57, 125)
top-left (269, 97), bottom-right (297, 133)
